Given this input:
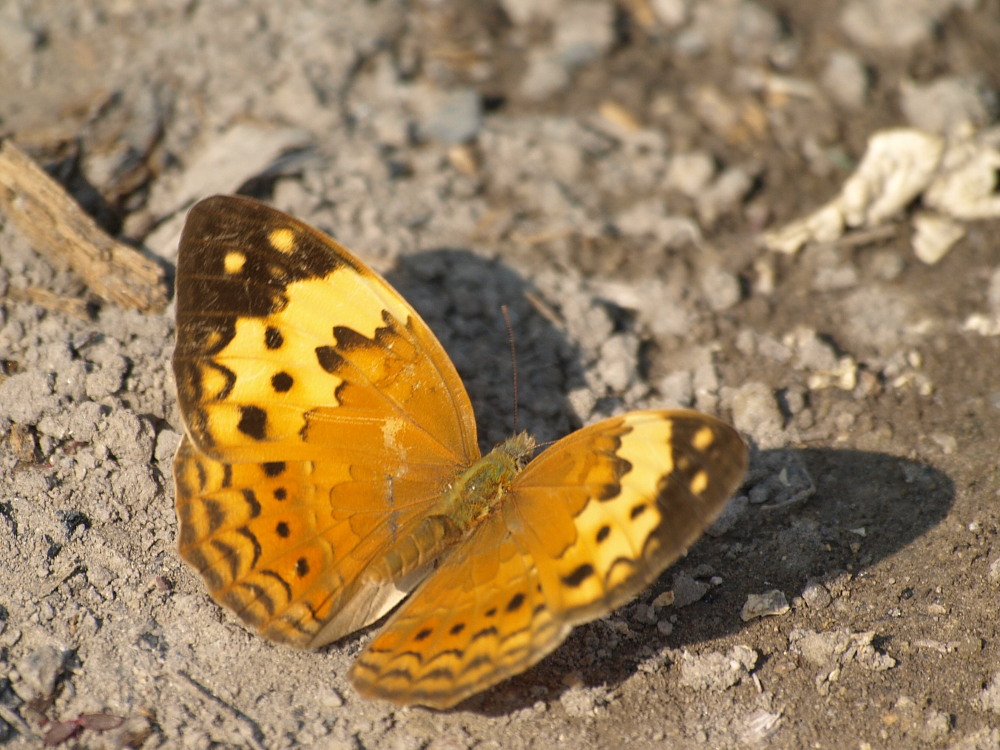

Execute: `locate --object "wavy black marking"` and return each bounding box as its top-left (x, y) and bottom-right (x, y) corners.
top-left (241, 489), bottom-right (261, 518)
top-left (261, 569), bottom-right (293, 601)
top-left (470, 626), bottom-right (498, 643)
top-left (209, 538), bottom-right (240, 583)
top-left (203, 497), bottom-right (226, 533)
top-left (236, 581), bottom-right (275, 617)
top-left (235, 526), bottom-right (262, 570)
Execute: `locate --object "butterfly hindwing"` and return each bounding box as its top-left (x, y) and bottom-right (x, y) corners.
top-left (348, 410), bottom-right (747, 708)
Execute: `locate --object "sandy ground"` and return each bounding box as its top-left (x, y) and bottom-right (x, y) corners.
top-left (1, 0), bottom-right (1000, 747)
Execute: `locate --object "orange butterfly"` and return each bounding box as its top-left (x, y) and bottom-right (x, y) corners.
top-left (172, 195), bottom-right (747, 708)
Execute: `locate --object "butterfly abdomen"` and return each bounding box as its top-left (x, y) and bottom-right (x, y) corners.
top-left (365, 515), bottom-right (462, 584)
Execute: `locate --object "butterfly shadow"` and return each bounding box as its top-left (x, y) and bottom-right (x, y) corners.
top-left (384, 248), bottom-right (593, 448)
top-left (454, 446), bottom-right (955, 714)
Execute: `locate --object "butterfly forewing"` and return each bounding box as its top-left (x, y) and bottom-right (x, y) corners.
top-left (173, 196), bottom-right (480, 646)
top-left (348, 410), bottom-right (747, 708)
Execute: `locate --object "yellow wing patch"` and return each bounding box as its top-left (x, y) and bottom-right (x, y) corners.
top-left (173, 195), bottom-right (748, 708)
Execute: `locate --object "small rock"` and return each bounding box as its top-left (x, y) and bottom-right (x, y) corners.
top-left (700, 266), bottom-right (742, 312)
top-left (68, 401), bottom-right (110, 443)
top-left (821, 49), bottom-right (869, 109)
top-left (900, 76), bottom-right (991, 134)
top-left (651, 0), bottom-right (689, 28)
top-left (0, 371), bottom-right (57, 424)
top-left (553, 2), bottom-right (615, 68)
top-left (111, 716), bottom-right (155, 748)
top-left (741, 590), bottom-right (790, 621)
top-left (979, 671), bottom-right (1000, 714)
top-left (657, 371), bottom-right (693, 408)
top-left (666, 151), bottom-right (715, 197)
top-left (598, 334), bottom-right (638, 393)
top-left (672, 572), bottom-right (709, 608)
top-left (840, 0), bottom-right (941, 49)
top-left (559, 685), bottom-right (604, 716)
top-left (922, 709), bottom-right (952, 742)
top-left (706, 494), bottom-right (748, 537)
top-left (420, 88), bottom-right (482, 144)
top-left (789, 628), bottom-right (896, 672)
top-left (740, 709), bottom-right (783, 744)
top-left (788, 327), bottom-right (839, 372)
top-left (652, 591), bottom-right (675, 608)
top-left (102, 411), bottom-right (156, 464)
top-left (698, 167), bottom-right (755, 225)
top-left (677, 646), bottom-right (757, 691)
top-left (729, 381), bottom-right (783, 449)
top-left (12, 645), bottom-right (68, 703)
top-left (519, 49), bottom-right (572, 100)
top-left (499, 0), bottom-right (561, 24)
top-left (988, 558), bottom-right (1000, 584)
top-left (85, 354), bottom-right (128, 399)
top-left (801, 579), bottom-right (833, 609)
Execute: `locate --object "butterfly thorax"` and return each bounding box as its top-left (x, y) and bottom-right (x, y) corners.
top-left (445, 431), bottom-right (536, 530)
top-left (365, 432), bottom-right (536, 586)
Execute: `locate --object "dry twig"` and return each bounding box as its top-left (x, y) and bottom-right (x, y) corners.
top-left (0, 139), bottom-right (168, 311)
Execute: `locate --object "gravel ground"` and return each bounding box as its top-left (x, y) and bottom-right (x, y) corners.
top-left (1, 1), bottom-right (1000, 748)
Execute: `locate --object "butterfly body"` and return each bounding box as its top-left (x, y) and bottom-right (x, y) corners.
top-left (173, 195), bottom-right (748, 708)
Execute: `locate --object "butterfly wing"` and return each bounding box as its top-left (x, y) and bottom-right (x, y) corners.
top-left (173, 195), bottom-right (479, 647)
top-left (349, 410), bottom-right (747, 707)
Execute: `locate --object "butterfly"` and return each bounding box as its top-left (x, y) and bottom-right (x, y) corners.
top-left (172, 195), bottom-right (748, 709)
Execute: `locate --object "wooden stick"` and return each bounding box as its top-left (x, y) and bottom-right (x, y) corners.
top-left (0, 139), bottom-right (168, 311)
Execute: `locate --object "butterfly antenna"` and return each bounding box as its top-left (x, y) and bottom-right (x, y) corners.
top-left (501, 304), bottom-right (519, 434)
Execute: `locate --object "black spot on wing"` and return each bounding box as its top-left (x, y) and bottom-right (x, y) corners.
top-left (265, 326), bottom-right (284, 349)
top-left (271, 372), bottom-right (293, 392)
top-left (262, 461), bottom-right (286, 477)
top-left (414, 627), bottom-right (433, 642)
top-left (506, 592), bottom-right (526, 612)
top-left (237, 405), bottom-right (267, 440)
top-left (562, 563), bottom-right (595, 588)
